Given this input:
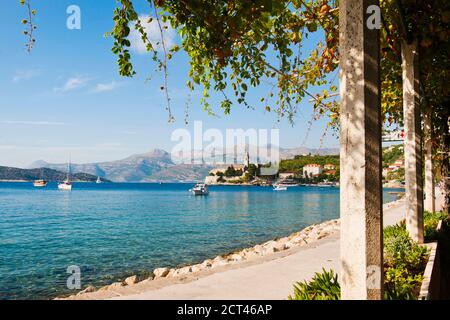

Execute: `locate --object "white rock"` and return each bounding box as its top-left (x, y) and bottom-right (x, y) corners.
top-left (242, 250), bottom-right (260, 260)
top-left (178, 266), bottom-right (192, 275)
top-left (228, 253), bottom-right (243, 262)
top-left (124, 275), bottom-right (138, 286)
top-left (166, 268), bottom-right (176, 277)
top-left (77, 285), bottom-right (96, 295)
top-left (211, 259), bottom-right (228, 268)
top-left (171, 266), bottom-right (192, 277)
top-left (191, 264), bottom-right (203, 273)
top-left (201, 259), bottom-right (213, 268)
top-left (153, 267), bottom-right (170, 278)
top-left (253, 245), bottom-right (264, 255)
top-left (107, 282), bottom-right (125, 290)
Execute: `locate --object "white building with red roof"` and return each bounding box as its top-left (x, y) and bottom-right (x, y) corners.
top-left (303, 164), bottom-right (323, 177)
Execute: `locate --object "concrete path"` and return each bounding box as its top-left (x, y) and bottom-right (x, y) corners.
top-left (104, 189), bottom-right (444, 300)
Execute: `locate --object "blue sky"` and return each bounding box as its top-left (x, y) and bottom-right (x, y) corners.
top-left (0, 0), bottom-right (339, 167)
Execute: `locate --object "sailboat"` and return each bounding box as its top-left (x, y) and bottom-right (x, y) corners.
top-left (33, 168), bottom-right (48, 187)
top-left (58, 162), bottom-right (72, 190)
top-left (96, 176), bottom-right (102, 184)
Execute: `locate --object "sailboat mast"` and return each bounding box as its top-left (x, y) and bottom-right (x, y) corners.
top-left (66, 159), bottom-right (71, 182)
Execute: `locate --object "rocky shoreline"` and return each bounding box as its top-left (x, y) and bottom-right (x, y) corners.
top-left (59, 218), bottom-right (341, 299)
top-left (58, 196), bottom-right (408, 300)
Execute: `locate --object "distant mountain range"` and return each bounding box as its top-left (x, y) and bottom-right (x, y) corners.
top-left (27, 147), bottom-right (339, 183)
top-left (28, 149), bottom-right (212, 183)
top-left (279, 147), bottom-right (339, 159)
top-left (0, 167), bottom-right (109, 182)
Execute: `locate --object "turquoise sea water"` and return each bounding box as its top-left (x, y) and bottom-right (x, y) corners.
top-left (0, 182), bottom-right (402, 300)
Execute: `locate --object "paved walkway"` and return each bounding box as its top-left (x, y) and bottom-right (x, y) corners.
top-left (104, 190), bottom-right (445, 300)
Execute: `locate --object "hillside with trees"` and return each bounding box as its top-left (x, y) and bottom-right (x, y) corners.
top-left (0, 167), bottom-right (109, 182)
top-left (279, 155), bottom-right (339, 175)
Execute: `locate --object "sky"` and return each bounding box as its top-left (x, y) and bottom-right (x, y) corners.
top-left (0, 0), bottom-right (339, 168)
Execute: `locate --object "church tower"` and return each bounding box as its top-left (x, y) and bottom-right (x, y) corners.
top-left (244, 144), bottom-right (250, 168)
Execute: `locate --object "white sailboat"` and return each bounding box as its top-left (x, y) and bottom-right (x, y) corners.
top-left (58, 162), bottom-right (72, 190)
top-left (96, 176), bottom-right (102, 184)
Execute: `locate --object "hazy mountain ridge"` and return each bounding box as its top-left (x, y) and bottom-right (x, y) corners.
top-left (29, 149), bottom-right (211, 183)
top-left (28, 147), bottom-right (339, 182)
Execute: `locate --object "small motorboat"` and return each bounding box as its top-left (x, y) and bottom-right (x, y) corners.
top-left (273, 185), bottom-right (288, 191)
top-left (33, 168), bottom-right (48, 187)
top-left (190, 183), bottom-right (209, 196)
top-left (33, 179), bottom-right (48, 187)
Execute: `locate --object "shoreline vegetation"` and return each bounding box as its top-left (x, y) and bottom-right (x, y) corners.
top-left (60, 197), bottom-right (406, 300)
top-left (0, 166), bottom-right (109, 183)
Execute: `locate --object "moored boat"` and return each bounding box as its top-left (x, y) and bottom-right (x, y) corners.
top-left (33, 179), bottom-right (48, 187)
top-left (190, 183), bottom-right (209, 196)
top-left (33, 169), bottom-right (48, 187)
top-left (58, 161), bottom-right (72, 191)
top-left (58, 181), bottom-right (72, 190)
top-left (273, 185), bottom-right (288, 191)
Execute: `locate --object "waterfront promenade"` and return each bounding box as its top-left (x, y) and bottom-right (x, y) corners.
top-left (66, 189), bottom-right (443, 300)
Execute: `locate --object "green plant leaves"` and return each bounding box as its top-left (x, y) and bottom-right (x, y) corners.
top-left (288, 269), bottom-right (340, 300)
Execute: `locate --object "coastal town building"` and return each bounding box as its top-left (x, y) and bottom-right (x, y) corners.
top-left (205, 150), bottom-right (252, 184)
top-left (303, 164), bottom-right (323, 178)
top-left (278, 172), bottom-right (296, 179)
top-left (324, 164), bottom-right (336, 170)
top-left (382, 159), bottom-right (405, 177)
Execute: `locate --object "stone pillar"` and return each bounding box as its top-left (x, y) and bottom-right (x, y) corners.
top-left (424, 113), bottom-right (435, 213)
top-left (339, 0), bottom-right (383, 300)
top-left (402, 40), bottom-right (424, 243)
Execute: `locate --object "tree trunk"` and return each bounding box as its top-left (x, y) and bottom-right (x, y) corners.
top-left (441, 113), bottom-right (450, 215)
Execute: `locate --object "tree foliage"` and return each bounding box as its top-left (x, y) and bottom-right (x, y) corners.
top-left (107, 0), bottom-right (340, 124)
top-left (279, 154), bottom-right (339, 174)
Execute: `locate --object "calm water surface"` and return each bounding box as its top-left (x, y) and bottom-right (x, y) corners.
top-left (0, 182), bottom-right (402, 299)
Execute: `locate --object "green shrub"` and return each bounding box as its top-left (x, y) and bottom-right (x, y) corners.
top-left (289, 221), bottom-right (430, 300)
top-left (288, 269), bottom-right (340, 300)
top-left (384, 266), bottom-right (423, 300)
top-left (383, 222), bottom-right (407, 241)
top-left (383, 222), bottom-right (429, 299)
top-left (384, 223), bottom-right (428, 272)
top-left (424, 211), bottom-right (448, 241)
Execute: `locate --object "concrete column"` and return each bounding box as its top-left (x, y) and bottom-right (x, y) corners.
top-left (402, 40), bottom-right (424, 243)
top-left (424, 113), bottom-right (435, 212)
top-left (339, 0), bottom-right (383, 300)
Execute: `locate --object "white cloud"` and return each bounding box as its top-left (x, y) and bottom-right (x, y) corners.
top-left (91, 81), bottom-right (120, 93)
top-left (0, 120), bottom-right (69, 126)
top-left (129, 15), bottom-right (177, 54)
top-left (54, 76), bottom-right (89, 93)
top-left (12, 69), bottom-right (41, 83)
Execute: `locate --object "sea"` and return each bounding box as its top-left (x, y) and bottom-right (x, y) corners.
top-left (0, 182), bottom-right (403, 300)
